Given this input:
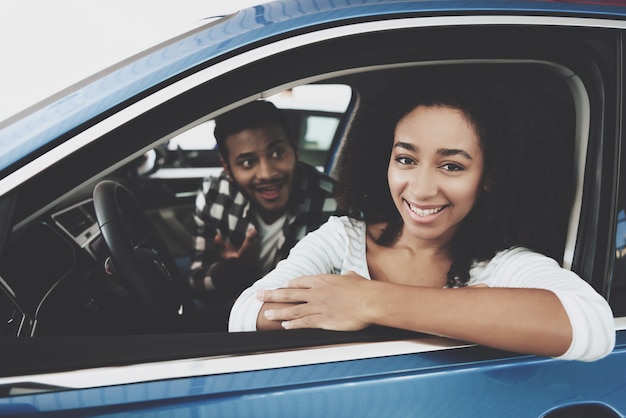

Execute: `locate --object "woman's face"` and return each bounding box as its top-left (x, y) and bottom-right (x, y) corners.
top-left (387, 105), bottom-right (485, 247)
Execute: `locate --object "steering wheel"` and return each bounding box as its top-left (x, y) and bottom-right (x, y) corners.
top-left (93, 180), bottom-right (195, 329)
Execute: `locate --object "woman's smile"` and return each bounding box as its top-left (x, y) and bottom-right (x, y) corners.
top-left (404, 200), bottom-right (448, 219)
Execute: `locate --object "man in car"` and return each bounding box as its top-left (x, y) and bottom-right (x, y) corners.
top-left (189, 100), bottom-right (339, 330)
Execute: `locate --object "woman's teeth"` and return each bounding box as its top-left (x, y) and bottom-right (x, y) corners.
top-left (409, 203), bottom-right (444, 217)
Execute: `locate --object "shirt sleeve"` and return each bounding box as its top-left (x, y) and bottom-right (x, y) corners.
top-left (471, 247), bottom-right (615, 361)
top-left (229, 216), bottom-right (349, 332)
top-left (188, 179), bottom-right (221, 296)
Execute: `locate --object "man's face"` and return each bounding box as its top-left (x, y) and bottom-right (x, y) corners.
top-left (223, 124), bottom-right (297, 224)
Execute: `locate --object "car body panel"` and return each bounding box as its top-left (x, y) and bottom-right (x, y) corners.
top-left (1, 331), bottom-right (625, 416)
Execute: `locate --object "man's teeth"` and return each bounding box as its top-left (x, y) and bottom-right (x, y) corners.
top-left (409, 204), bottom-right (444, 216)
top-left (258, 184), bottom-right (279, 191)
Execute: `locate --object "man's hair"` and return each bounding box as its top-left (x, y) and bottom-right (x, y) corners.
top-left (213, 100), bottom-right (294, 160)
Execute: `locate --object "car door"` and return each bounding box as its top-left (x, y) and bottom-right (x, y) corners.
top-left (0, 4), bottom-right (625, 417)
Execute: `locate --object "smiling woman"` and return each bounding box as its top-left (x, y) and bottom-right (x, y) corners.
top-left (230, 68), bottom-right (615, 361)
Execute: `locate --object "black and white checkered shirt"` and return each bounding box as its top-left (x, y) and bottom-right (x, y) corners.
top-left (189, 162), bottom-right (339, 299)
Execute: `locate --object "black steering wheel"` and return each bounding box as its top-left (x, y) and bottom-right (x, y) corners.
top-left (93, 180), bottom-right (195, 329)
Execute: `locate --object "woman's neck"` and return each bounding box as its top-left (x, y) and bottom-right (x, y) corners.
top-left (366, 222), bottom-right (451, 287)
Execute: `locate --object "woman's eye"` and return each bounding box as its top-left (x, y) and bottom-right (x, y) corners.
top-left (396, 156), bottom-right (415, 165)
top-left (441, 163), bottom-right (464, 172)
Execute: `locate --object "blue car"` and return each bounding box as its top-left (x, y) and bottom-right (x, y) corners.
top-left (0, 0), bottom-right (625, 416)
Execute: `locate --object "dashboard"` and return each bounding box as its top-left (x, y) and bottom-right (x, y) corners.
top-left (51, 199), bottom-right (107, 261)
top-left (0, 191), bottom-right (141, 337)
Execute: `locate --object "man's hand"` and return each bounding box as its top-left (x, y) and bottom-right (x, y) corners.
top-left (210, 228), bottom-right (259, 294)
top-left (214, 227), bottom-right (258, 262)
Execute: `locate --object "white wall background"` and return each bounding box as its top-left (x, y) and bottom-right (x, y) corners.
top-left (0, 1), bottom-right (262, 123)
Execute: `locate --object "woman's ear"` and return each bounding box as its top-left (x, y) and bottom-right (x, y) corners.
top-left (483, 175), bottom-right (493, 192)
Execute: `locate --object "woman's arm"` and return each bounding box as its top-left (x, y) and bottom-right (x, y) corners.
top-left (259, 276), bottom-right (571, 356)
top-left (258, 249), bottom-right (615, 361)
top-left (368, 282), bottom-right (574, 357)
top-left (257, 273), bottom-right (571, 355)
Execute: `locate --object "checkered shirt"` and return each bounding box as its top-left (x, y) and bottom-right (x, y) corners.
top-left (189, 162), bottom-right (339, 299)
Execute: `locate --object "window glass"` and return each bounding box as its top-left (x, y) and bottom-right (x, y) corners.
top-left (610, 167), bottom-right (626, 314)
top-left (168, 121), bottom-right (216, 151)
top-left (609, 132), bottom-right (626, 316)
top-left (166, 84), bottom-right (352, 169)
top-left (303, 115), bottom-right (340, 151)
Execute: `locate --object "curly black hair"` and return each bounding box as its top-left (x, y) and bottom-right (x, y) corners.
top-left (335, 66), bottom-right (575, 287)
top-left (213, 100), bottom-right (294, 161)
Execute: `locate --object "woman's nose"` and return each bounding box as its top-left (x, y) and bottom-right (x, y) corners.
top-left (409, 168), bottom-right (438, 199)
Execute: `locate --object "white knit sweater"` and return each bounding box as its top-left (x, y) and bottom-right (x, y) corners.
top-left (229, 216), bottom-right (615, 361)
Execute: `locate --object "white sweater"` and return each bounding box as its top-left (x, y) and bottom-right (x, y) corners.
top-left (229, 216), bottom-right (615, 361)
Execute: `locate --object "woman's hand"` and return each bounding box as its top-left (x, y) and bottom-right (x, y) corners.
top-left (257, 271), bottom-right (372, 331)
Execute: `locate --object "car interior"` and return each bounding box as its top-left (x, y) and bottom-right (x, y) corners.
top-left (0, 62), bottom-right (578, 335)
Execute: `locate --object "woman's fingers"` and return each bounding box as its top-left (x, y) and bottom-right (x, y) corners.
top-left (263, 307), bottom-right (322, 330)
top-left (256, 275), bottom-right (321, 303)
top-left (257, 285), bottom-right (322, 328)
top-left (263, 302), bottom-right (309, 321)
top-left (257, 287), bottom-right (307, 303)
top-left (281, 316), bottom-right (318, 330)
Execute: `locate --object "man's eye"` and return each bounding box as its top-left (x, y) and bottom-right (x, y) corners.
top-left (240, 159), bottom-right (255, 168)
top-left (271, 148), bottom-right (285, 159)
top-left (441, 163), bottom-right (464, 172)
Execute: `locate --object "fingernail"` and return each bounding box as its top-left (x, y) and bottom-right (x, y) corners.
top-left (264, 310), bottom-right (275, 320)
top-left (256, 290), bottom-right (265, 300)
top-left (281, 321), bottom-right (291, 329)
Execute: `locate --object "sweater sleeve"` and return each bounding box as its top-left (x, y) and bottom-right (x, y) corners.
top-left (229, 216), bottom-right (352, 332)
top-left (471, 247), bottom-right (615, 361)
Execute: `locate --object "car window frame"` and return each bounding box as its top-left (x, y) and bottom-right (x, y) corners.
top-left (0, 16), bottom-right (624, 395)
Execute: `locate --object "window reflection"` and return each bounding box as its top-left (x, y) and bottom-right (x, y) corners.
top-left (611, 207), bottom-right (626, 314)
